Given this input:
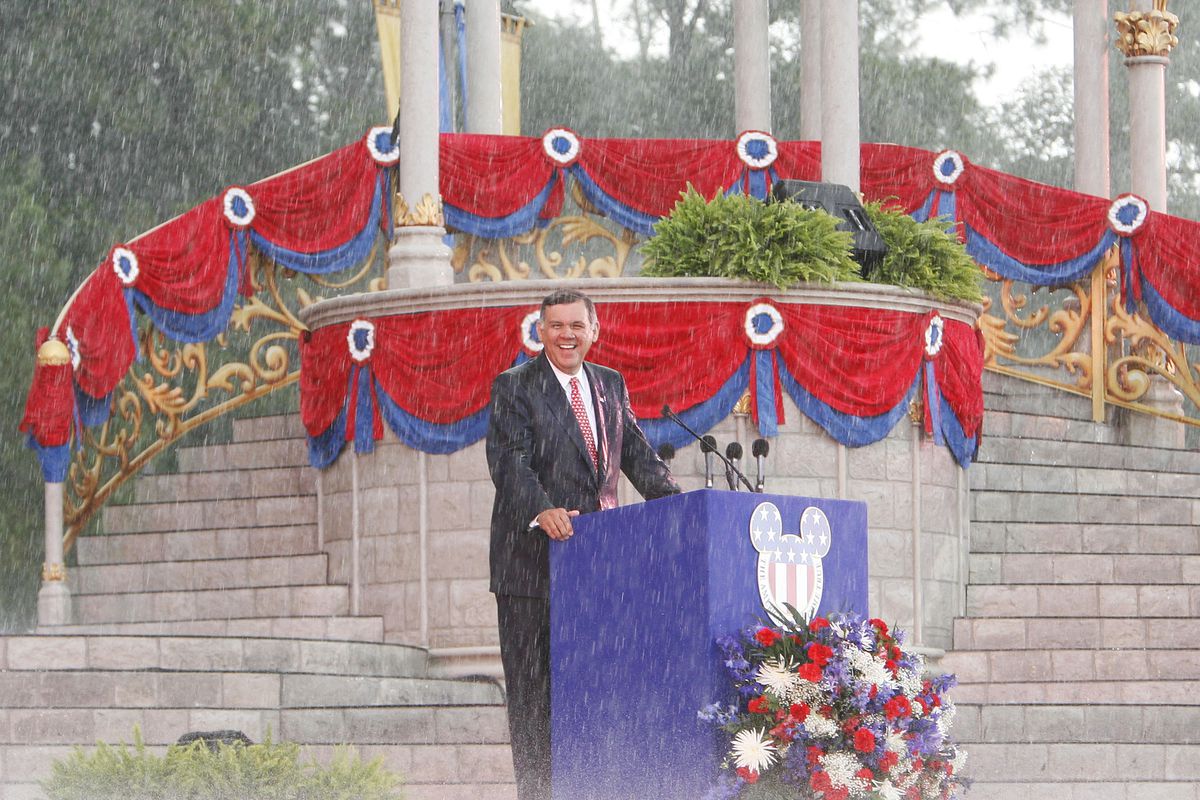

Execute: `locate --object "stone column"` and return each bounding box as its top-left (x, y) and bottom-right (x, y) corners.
top-left (734, 0), bottom-right (772, 133)
top-left (820, 1), bottom-right (860, 191)
top-left (799, 0), bottom-right (822, 141)
top-left (1115, 1), bottom-right (1179, 212)
top-left (388, 0), bottom-right (454, 290)
top-left (1073, 0), bottom-right (1111, 198)
top-left (465, 0), bottom-right (503, 134)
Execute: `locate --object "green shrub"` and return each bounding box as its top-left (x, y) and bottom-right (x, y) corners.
top-left (862, 201), bottom-right (983, 302)
top-left (640, 187), bottom-right (860, 288)
top-left (42, 730), bottom-right (402, 800)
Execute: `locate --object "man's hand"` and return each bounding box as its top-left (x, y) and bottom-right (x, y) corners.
top-left (536, 508), bottom-right (580, 541)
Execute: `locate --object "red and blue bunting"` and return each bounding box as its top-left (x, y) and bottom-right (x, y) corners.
top-left (24, 127), bottom-right (1200, 481)
top-left (298, 301), bottom-right (984, 468)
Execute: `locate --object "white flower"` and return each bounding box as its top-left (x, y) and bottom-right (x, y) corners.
top-left (801, 711), bottom-right (839, 739)
top-left (820, 751), bottom-right (868, 793)
top-left (756, 657), bottom-right (799, 700)
top-left (951, 748), bottom-right (967, 774)
top-left (874, 779), bottom-right (903, 800)
top-left (731, 728), bottom-right (777, 774)
top-left (847, 646), bottom-right (896, 689)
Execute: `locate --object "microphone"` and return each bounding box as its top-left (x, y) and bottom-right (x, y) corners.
top-left (725, 442), bottom-right (743, 491)
top-left (661, 405), bottom-right (756, 492)
top-left (701, 435), bottom-right (717, 489)
top-left (752, 438), bottom-right (769, 493)
top-left (656, 442), bottom-right (676, 464)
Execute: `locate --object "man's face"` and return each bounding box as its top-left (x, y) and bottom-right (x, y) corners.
top-left (538, 300), bottom-right (598, 375)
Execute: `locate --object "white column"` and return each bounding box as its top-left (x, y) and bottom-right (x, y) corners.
top-left (820, 1), bottom-right (860, 191)
top-left (388, 0), bottom-right (454, 290)
top-left (1073, 0), bottom-right (1111, 198)
top-left (38, 481), bottom-right (71, 626)
top-left (910, 422), bottom-right (924, 646)
top-left (799, 0), bottom-right (822, 140)
top-left (1115, 2), bottom-right (1178, 212)
top-left (734, 0), bottom-right (772, 133)
top-left (465, 0), bottom-right (503, 134)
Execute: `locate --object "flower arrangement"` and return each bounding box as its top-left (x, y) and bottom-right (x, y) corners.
top-left (700, 612), bottom-right (966, 800)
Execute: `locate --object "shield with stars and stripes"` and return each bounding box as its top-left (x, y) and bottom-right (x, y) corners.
top-left (748, 502), bottom-right (832, 624)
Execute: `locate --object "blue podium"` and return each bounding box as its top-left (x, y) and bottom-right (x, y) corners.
top-left (549, 489), bottom-right (868, 800)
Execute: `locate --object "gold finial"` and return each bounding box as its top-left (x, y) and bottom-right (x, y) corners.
top-left (1115, 2), bottom-right (1179, 59)
top-left (41, 562), bottom-right (66, 582)
top-left (37, 338), bottom-right (71, 367)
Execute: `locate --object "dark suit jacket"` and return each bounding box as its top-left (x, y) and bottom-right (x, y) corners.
top-left (486, 353), bottom-right (679, 598)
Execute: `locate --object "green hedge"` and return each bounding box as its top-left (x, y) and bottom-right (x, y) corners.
top-left (42, 731), bottom-right (402, 800)
top-left (640, 188), bottom-right (982, 303)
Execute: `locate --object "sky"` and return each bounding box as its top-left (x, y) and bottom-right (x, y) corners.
top-left (520, 2), bottom-right (1076, 109)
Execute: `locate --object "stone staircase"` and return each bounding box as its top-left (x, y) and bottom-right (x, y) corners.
top-left (943, 373), bottom-right (1200, 800)
top-left (0, 413), bottom-right (515, 800)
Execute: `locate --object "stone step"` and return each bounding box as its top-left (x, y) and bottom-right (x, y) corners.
top-left (70, 584), bottom-right (350, 625)
top-left (970, 551), bottom-right (1200, 585)
top-left (952, 616), bottom-right (1200, 650)
top-left (972, 489), bottom-right (1195, 527)
top-left (277, 705), bottom-right (510, 747)
top-left (940, 647), bottom-right (1200, 685)
top-left (953, 680), bottom-right (1200, 705)
top-left (970, 460), bottom-right (1200, 501)
top-left (953, 703), bottom-right (1200, 742)
top-left (976, 432), bottom-right (1200, 474)
top-left (0, 671), bottom-right (500, 710)
top-left (0, 743), bottom-right (515, 800)
top-left (956, 782), bottom-right (1200, 800)
top-left (39, 616), bottom-right (385, 642)
top-left (71, 553), bottom-right (328, 595)
top-left (133, 465), bottom-right (315, 504)
top-left (76, 524), bottom-right (319, 565)
top-left (966, 583), bottom-right (1200, 618)
top-left (174, 438), bottom-right (310, 473)
top-left (231, 413), bottom-right (309, 444)
top-left (101, 496), bottom-right (315, 535)
top-left (0, 634), bottom-right (424, 676)
top-left (963, 741), bottom-right (1200, 784)
top-left (970, 521), bottom-right (1200, 556)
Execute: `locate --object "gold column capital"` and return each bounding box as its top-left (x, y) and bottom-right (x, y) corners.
top-left (395, 192), bottom-right (445, 228)
top-left (1115, 2), bottom-right (1179, 59)
top-left (41, 562), bottom-right (66, 582)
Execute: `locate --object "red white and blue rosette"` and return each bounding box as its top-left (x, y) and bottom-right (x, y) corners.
top-left (542, 127), bottom-right (582, 167)
top-left (365, 126), bottom-right (399, 166)
top-left (1107, 193), bottom-right (1148, 237)
top-left (347, 319), bottom-right (376, 363)
top-left (743, 302), bottom-right (784, 349)
top-left (736, 131), bottom-right (778, 170)
top-left (111, 246), bottom-right (139, 286)
top-left (932, 150), bottom-right (965, 187)
top-left (743, 301), bottom-right (786, 437)
top-left (924, 314), bottom-right (945, 357)
top-left (520, 310), bottom-right (544, 358)
top-left (222, 187), bottom-right (256, 230)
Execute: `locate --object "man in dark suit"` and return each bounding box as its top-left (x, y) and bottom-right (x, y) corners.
top-left (486, 288), bottom-right (680, 800)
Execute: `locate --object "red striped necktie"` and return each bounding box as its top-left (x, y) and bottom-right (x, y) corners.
top-left (569, 377), bottom-right (598, 468)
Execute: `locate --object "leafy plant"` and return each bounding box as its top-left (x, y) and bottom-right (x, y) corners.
top-left (862, 201), bottom-right (983, 302)
top-left (42, 729), bottom-right (402, 800)
top-left (640, 187), bottom-right (861, 289)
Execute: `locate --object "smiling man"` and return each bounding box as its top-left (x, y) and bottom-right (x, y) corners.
top-left (485, 288), bottom-right (679, 800)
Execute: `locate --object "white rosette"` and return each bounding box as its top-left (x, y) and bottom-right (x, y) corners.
top-left (932, 150), bottom-right (965, 186)
top-left (542, 128), bottom-right (581, 166)
top-left (347, 319), bottom-right (376, 363)
top-left (223, 187), bottom-right (256, 229)
top-left (736, 130), bottom-right (778, 170)
top-left (366, 126), bottom-right (399, 165)
top-left (744, 303), bottom-right (784, 347)
top-left (112, 246), bottom-right (139, 286)
top-left (1107, 193), bottom-right (1148, 237)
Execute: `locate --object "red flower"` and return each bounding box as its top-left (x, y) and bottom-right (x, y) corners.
top-left (790, 703), bottom-right (810, 722)
top-left (854, 728), bottom-right (876, 753)
top-left (790, 634), bottom-right (804, 646)
top-left (798, 663), bottom-right (823, 683)
top-left (826, 788), bottom-right (850, 800)
top-left (748, 695), bottom-right (770, 714)
top-left (916, 696), bottom-right (931, 715)
top-left (885, 659), bottom-right (898, 675)
top-left (856, 768), bottom-right (875, 782)
top-left (809, 617), bottom-right (830, 633)
top-left (755, 627), bottom-right (782, 647)
top-left (806, 642), bottom-right (834, 668)
top-left (809, 771), bottom-right (832, 793)
top-left (806, 746), bottom-right (824, 766)
top-left (884, 695), bottom-right (912, 720)
top-left (913, 758), bottom-right (925, 772)
top-left (869, 618), bottom-right (889, 635)
top-left (869, 684), bottom-right (879, 699)
top-left (736, 766), bottom-right (759, 784)
top-left (769, 721), bottom-right (795, 742)
top-left (878, 750), bottom-right (899, 771)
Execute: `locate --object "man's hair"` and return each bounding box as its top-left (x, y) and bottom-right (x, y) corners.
top-left (539, 288), bottom-right (599, 330)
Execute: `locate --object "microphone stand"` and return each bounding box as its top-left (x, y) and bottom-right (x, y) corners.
top-left (661, 405), bottom-right (756, 493)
